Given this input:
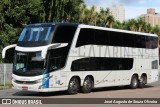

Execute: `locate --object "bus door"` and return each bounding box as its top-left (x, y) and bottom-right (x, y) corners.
top-left (48, 56), bottom-right (62, 89)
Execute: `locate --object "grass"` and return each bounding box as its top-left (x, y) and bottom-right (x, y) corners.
top-left (0, 84), bottom-right (12, 90)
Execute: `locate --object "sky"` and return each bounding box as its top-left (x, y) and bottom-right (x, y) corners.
top-left (84, 0), bottom-right (160, 20)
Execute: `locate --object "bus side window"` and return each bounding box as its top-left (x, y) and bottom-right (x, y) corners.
top-left (76, 28), bottom-right (95, 47)
top-left (152, 60), bottom-right (158, 69)
top-left (53, 26), bottom-right (77, 43)
top-left (135, 35), bottom-right (146, 48)
top-left (146, 36), bottom-right (158, 49)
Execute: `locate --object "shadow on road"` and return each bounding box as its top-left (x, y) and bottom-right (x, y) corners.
top-left (12, 85), bottom-right (154, 97)
top-left (12, 90), bottom-right (68, 97)
top-left (92, 85), bottom-right (154, 93)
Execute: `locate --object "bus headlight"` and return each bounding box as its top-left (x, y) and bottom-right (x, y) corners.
top-left (36, 79), bottom-right (43, 83)
top-left (12, 77), bottom-right (16, 82)
top-left (35, 75), bottom-right (53, 83)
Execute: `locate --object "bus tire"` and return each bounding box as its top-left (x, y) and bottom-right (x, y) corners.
top-left (130, 75), bottom-right (138, 89)
top-left (81, 76), bottom-right (93, 93)
top-left (138, 75), bottom-right (147, 88)
top-left (67, 77), bottom-right (79, 95)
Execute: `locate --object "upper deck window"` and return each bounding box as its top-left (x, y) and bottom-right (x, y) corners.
top-left (17, 24), bottom-right (78, 47)
top-left (18, 27), bottom-right (54, 42)
top-left (76, 28), bottom-right (158, 49)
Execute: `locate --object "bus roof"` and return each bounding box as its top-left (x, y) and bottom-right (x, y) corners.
top-left (27, 22), bottom-right (79, 27)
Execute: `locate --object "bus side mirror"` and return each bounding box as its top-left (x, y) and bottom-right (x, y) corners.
top-left (2, 44), bottom-right (17, 61)
top-left (41, 43), bottom-right (68, 59)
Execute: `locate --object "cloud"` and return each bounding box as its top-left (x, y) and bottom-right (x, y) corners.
top-left (85, 0), bottom-right (148, 7)
top-left (118, 0), bottom-right (146, 5)
top-left (85, 0), bottom-right (160, 7)
top-left (85, 0), bottom-right (116, 8)
top-left (125, 6), bottom-right (146, 19)
top-left (85, 0), bottom-right (100, 7)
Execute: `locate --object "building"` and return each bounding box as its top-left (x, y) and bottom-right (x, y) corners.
top-left (110, 4), bottom-right (125, 23)
top-left (141, 8), bottom-right (160, 27)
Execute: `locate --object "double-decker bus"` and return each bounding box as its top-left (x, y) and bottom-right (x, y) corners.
top-left (2, 22), bottom-right (159, 94)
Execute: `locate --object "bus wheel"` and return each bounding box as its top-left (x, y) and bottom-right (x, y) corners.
top-left (138, 75), bottom-right (147, 88)
top-left (81, 76), bottom-right (93, 93)
top-left (68, 77), bottom-right (79, 95)
top-left (130, 75), bottom-right (138, 89)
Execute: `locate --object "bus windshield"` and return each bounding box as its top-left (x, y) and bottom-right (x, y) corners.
top-left (13, 51), bottom-right (47, 76)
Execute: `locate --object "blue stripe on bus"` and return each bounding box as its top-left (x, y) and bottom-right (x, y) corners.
top-left (18, 28), bottom-right (26, 41)
top-left (35, 28), bottom-right (41, 41)
top-left (42, 73), bottom-right (49, 89)
top-left (28, 28), bottom-right (33, 41)
top-left (45, 27), bottom-right (51, 41)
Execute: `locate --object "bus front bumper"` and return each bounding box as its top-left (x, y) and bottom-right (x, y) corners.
top-left (12, 81), bottom-right (62, 92)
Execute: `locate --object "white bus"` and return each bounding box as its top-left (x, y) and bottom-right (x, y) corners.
top-left (2, 23), bottom-right (159, 94)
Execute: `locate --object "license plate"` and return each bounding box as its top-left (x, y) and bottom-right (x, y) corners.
top-left (22, 86), bottom-right (28, 90)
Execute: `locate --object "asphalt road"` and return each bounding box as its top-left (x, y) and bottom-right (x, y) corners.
top-left (0, 80), bottom-right (160, 98)
top-left (0, 81), bottom-right (160, 107)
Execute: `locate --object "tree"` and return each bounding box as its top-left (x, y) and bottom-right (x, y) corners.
top-left (113, 21), bottom-right (124, 29)
top-left (0, 0), bottom-right (44, 62)
top-left (126, 19), bottom-right (137, 31)
top-left (78, 4), bottom-right (88, 23)
top-left (42, 0), bottom-right (83, 22)
top-left (144, 24), bottom-right (152, 33)
top-left (106, 15), bottom-right (114, 28)
top-left (136, 18), bottom-right (145, 32)
top-left (152, 25), bottom-right (160, 37)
